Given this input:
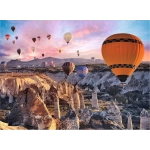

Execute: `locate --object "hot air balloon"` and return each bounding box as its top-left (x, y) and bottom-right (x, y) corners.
top-left (101, 33), bottom-right (144, 83)
top-left (17, 49), bottom-right (21, 55)
top-left (5, 34), bottom-right (10, 40)
top-left (76, 66), bottom-right (88, 79)
top-left (47, 34), bottom-right (51, 40)
top-left (32, 38), bottom-right (36, 43)
top-left (31, 47), bottom-right (35, 52)
top-left (91, 57), bottom-right (95, 62)
top-left (37, 36), bottom-right (41, 41)
top-left (42, 54), bottom-right (44, 57)
top-left (62, 62), bottom-right (75, 76)
top-left (15, 36), bottom-right (18, 40)
top-left (42, 62), bottom-right (47, 68)
top-left (59, 49), bottom-right (62, 53)
top-left (77, 50), bottom-right (79, 56)
top-left (64, 32), bottom-right (72, 44)
top-left (11, 26), bottom-right (15, 32)
top-left (12, 40), bottom-right (15, 44)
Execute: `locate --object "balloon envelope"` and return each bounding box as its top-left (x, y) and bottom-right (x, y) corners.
top-left (31, 47), bottom-right (35, 52)
top-left (64, 32), bottom-right (72, 44)
top-left (37, 36), bottom-right (41, 41)
top-left (76, 66), bottom-right (88, 78)
top-left (12, 40), bottom-right (15, 44)
top-left (17, 49), bottom-right (21, 55)
top-left (62, 62), bottom-right (75, 76)
top-left (101, 33), bottom-right (144, 82)
top-left (32, 38), bottom-right (36, 43)
top-left (11, 26), bottom-right (15, 32)
top-left (47, 34), bottom-right (51, 40)
top-left (5, 34), bottom-right (10, 40)
top-left (42, 54), bottom-right (44, 57)
top-left (15, 36), bottom-right (18, 40)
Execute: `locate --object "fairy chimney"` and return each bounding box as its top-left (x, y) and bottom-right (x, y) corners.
top-left (91, 90), bottom-right (99, 109)
top-left (127, 112), bottom-right (133, 130)
top-left (140, 108), bottom-right (150, 130)
top-left (72, 85), bottom-right (80, 112)
top-left (106, 100), bottom-right (122, 124)
top-left (80, 94), bottom-right (85, 109)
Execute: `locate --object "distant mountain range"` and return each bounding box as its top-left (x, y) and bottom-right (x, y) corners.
top-left (6, 57), bottom-right (105, 67)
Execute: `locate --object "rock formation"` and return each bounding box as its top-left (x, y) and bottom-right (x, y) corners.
top-left (106, 100), bottom-right (122, 124)
top-left (127, 112), bottom-right (133, 130)
top-left (91, 90), bottom-right (99, 109)
top-left (6, 87), bottom-right (56, 130)
top-left (72, 86), bottom-right (80, 113)
top-left (79, 94), bottom-right (85, 109)
top-left (140, 108), bottom-right (150, 130)
top-left (80, 108), bottom-right (93, 123)
top-left (60, 108), bottom-right (79, 130)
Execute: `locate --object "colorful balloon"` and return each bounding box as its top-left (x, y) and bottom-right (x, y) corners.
top-left (5, 34), bottom-right (10, 40)
top-left (17, 49), bottom-right (21, 55)
top-left (64, 32), bottom-right (72, 44)
top-left (101, 33), bottom-right (144, 82)
top-left (59, 49), bottom-right (62, 53)
top-left (37, 36), bottom-right (41, 41)
top-left (76, 66), bottom-right (88, 78)
top-left (47, 34), bottom-right (51, 40)
top-left (32, 38), bottom-right (36, 43)
top-left (31, 47), bottom-right (35, 52)
top-left (15, 36), bottom-right (18, 40)
top-left (12, 40), bottom-right (15, 44)
top-left (62, 62), bottom-right (75, 76)
top-left (11, 26), bottom-right (15, 32)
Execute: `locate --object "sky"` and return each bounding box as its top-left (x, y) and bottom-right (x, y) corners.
top-left (0, 20), bottom-right (149, 62)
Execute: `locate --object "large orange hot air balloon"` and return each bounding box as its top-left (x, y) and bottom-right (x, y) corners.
top-left (62, 62), bottom-right (75, 76)
top-left (101, 33), bottom-right (144, 82)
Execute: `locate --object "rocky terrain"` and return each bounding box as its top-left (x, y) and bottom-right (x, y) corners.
top-left (0, 61), bottom-right (149, 130)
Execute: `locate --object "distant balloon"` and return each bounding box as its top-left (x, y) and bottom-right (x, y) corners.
top-left (58, 49), bottom-right (62, 53)
top-left (31, 47), bottom-right (35, 52)
top-left (37, 36), bottom-right (41, 41)
top-left (47, 34), bottom-right (51, 40)
top-left (76, 66), bottom-right (88, 79)
top-left (5, 34), bottom-right (10, 40)
top-left (42, 62), bottom-right (47, 68)
top-left (12, 40), bottom-right (15, 44)
top-left (91, 57), bottom-right (95, 62)
top-left (42, 54), bottom-right (44, 57)
top-left (62, 62), bottom-right (75, 76)
top-left (17, 49), bottom-right (21, 55)
top-left (77, 50), bottom-right (79, 56)
top-left (64, 32), bottom-right (72, 44)
top-left (32, 38), bottom-right (36, 43)
top-left (11, 26), bottom-right (15, 32)
top-left (15, 36), bottom-right (18, 40)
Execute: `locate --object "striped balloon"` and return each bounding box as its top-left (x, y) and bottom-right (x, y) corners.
top-left (62, 62), bottom-right (75, 76)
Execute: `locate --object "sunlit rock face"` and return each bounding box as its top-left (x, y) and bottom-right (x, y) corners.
top-left (6, 88), bottom-right (56, 130)
top-left (106, 100), bottom-right (122, 124)
top-left (60, 108), bottom-right (79, 130)
top-left (140, 109), bottom-right (150, 130)
top-left (127, 112), bottom-right (133, 130)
